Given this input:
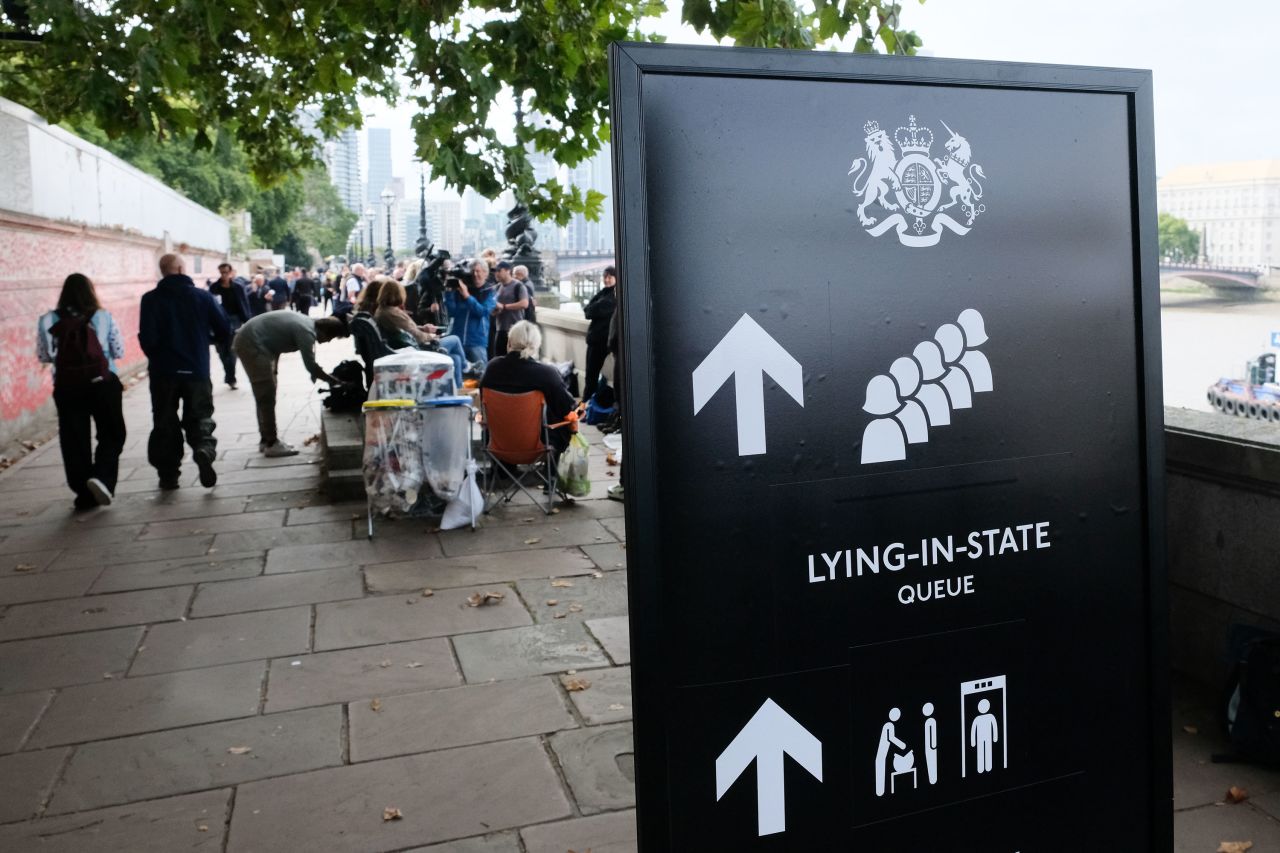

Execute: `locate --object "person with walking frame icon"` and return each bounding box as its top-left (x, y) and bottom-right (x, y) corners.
top-left (875, 707), bottom-right (910, 797)
top-left (970, 698), bottom-right (1000, 774)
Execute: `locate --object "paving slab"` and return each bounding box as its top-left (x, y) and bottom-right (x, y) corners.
top-left (516, 572), bottom-right (627, 624)
top-left (598, 516), bottom-right (625, 541)
top-left (1171, 702), bottom-right (1280, 810)
top-left (130, 606), bottom-right (312, 676)
top-left (244, 454), bottom-right (323, 469)
top-left (585, 616), bottom-right (630, 665)
top-left (266, 536), bottom-right (443, 574)
top-left (0, 690), bottom-right (52, 753)
top-left (0, 747), bottom-right (68, 822)
top-left (580, 542), bottom-right (627, 573)
top-left (211, 521), bottom-right (352, 555)
top-left (138, 509), bottom-right (286, 541)
top-left (28, 660), bottom-right (264, 748)
top-left (521, 809), bottom-right (638, 853)
top-left (0, 548), bottom-right (64, 573)
top-left (241, 488), bottom-right (326, 509)
top-left (0, 586), bottom-right (190, 641)
top-left (439, 520), bottom-right (615, 558)
top-left (227, 739), bottom-right (573, 852)
top-left (0, 567), bottom-right (99, 606)
top-left (0, 627), bottom-right (143, 694)
top-left (209, 477), bottom-right (326, 500)
top-left (349, 676), bottom-right (577, 762)
top-left (0, 522), bottom-right (145, 554)
top-left (452, 621), bottom-right (609, 683)
top-left (48, 705), bottom-right (342, 815)
top-left (90, 551), bottom-right (264, 593)
top-left (365, 547), bottom-right (598, 594)
top-left (74, 495), bottom-right (251, 526)
top-left (286, 502), bottom-right (367, 526)
top-left (47, 535), bottom-right (215, 571)
top-left (405, 833), bottom-right (521, 853)
top-left (265, 638), bottom-right (459, 713)
top-left (561, 666), bottom-right (633, 725)
top-left (191, 567), bottom-right (363, 617)
top-left (1173, 802), bottom-right (1280, 853)
top-left (481, 498), bottom-right (624, 528)
top-left (1252, 789), bottom-right (1280, 822)
top-left (549, 723), bottom-right (636, 814)
top-left (314, 587), bottom-right (533, 651)
top-left (0, 788), bottom-right (230, 852)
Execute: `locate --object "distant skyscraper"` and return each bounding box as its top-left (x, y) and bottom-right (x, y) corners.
top-left (425, 200), bottom-right (462, 253)
top-left (324, 128), bottom-right (363, 215)
top-left (562, 143), bottom-right (614, 253)
top-left (366, 128), bottom-right (393, 210)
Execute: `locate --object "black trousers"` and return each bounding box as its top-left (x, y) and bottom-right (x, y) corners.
top-left (53, 375), bottom-right (126, 502)
top-left (583, 342), bottom-right (608, 403)
top-left (214, 317), bottom-right (244, 385)
top-left (147, 376), bottom-right (216, 480)
top-left (294, 296), bottom-right (312, 314)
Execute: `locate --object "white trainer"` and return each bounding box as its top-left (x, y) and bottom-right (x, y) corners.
top-left (86, 477), bottom-right (113, 506)
top-left (262, 441), bottom-right (300, 458)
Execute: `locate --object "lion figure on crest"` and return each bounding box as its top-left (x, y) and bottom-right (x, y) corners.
top-left (934, 121), bottom-right (986, 226)
top-left (849, 122), bottom-right (900, 227)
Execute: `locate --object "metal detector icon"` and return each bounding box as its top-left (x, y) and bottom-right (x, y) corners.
top-left (960, 675), bottom-right (1008, 778)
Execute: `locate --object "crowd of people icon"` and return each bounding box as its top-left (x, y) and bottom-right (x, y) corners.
top-left (874, 703), bottom-right (940, 797)
top-left (861, 308), bottom-right (993, 464)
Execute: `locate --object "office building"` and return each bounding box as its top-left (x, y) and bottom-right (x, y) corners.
top-left (1157, 160), bottom-right (1280, 269)
top-left (324, 128), bottom-right (363, 214)
top-left (366, 128), bottom-right (393, 210)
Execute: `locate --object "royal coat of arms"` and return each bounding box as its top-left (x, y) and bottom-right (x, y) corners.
top-left (849, 115), bottom-right (987, 247)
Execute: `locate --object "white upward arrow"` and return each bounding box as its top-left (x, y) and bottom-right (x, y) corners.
top-left (692, 314), bottom-right (804, 456)
top-left (715, 698), bottom-right (823, 837)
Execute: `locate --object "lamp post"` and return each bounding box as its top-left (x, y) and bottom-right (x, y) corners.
top-left (364, 207), bottom-right (376, 267)
top-left (417, 164), bottom-right (429, 257)
top-left (380, 188), bottom-right (395, 269)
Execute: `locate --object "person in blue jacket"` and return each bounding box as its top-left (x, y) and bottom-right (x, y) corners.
top-left (438, 258), bottom-right (496, 385)
top-left (138, 253), bottom-right (231, 490)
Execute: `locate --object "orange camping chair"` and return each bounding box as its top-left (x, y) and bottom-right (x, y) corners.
top-left (479, 388), bottom-right (565, 514)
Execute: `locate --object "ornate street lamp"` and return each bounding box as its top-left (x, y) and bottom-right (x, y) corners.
top-left (381, 188), bottom-right (395, 269)
top-left (416, 164), bottom-right (429, 257)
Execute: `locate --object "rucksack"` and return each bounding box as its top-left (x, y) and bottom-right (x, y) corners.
top-left (1217, 627), bottom-right (1280, 766)
top-left (322, 360), bottom-right (368, 413)
top-left (522, 283), bottom-right (538, 324)
top-left (49, 311), bottom-right (110, 389)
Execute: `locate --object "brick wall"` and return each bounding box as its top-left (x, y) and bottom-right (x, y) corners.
top-left (0, 210), bottom-right (224, 448)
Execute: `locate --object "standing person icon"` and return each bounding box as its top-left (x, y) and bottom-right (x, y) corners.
top-left (922, 702), bottom-right (938, 785)
top-left (875, 707), bottom-right (909, 797)
top-left (934, 323), bottom-right (974, 410)
top-left (970, 698), bottom-right (1000, 774)
top-left (861, 376), bottom-right (907, 464)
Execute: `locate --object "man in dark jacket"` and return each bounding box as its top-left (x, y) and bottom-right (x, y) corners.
top-left (267, 269), bottom-right (290, 310)
top-left (208, 263), bottom-right (251, 389)
top-left (581, 265), bottom-right (617, 403)
top-left (139, 253), bottom-right (231, 490)
top-left (292, 271), bottom-right (317, 314)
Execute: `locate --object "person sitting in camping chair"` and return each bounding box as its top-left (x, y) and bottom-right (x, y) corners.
top-left (479, 320), bottom-right (578, 511)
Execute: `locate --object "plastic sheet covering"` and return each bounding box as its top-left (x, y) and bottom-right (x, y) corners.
top-left (362, 406), bottom-right (425, 515)
top-left (370, 350), bottom-right (456, 402)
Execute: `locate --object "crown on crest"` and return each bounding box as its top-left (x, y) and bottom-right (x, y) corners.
top-left (863, 120), bottom-right (881, 137)
top-left (894, 115), bottom-right (933, 154)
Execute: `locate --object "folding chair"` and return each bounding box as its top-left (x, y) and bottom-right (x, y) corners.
top-left (479, 388), bottom-right (568, 515)
top-left (351, 315), bottom-right (395, 386)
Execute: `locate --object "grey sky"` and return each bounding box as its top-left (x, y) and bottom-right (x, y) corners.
top-left (364, 0), bottom-right (1275, 195)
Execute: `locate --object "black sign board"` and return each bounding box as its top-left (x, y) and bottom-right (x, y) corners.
top-left (610, 43), bottom-right (1170, 850)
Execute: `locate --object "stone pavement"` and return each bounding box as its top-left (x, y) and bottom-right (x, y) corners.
top-left (0, 335), bottom-right (1276, 852)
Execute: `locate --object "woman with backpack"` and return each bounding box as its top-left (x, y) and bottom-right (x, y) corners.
top-left (35, 273), bottom-right (127, 511)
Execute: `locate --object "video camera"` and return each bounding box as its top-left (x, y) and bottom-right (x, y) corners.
top-left (443, 257), bottom-right (473, 291)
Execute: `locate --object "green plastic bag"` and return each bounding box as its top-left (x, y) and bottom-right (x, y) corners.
top-left (562, 432), bottom-right (592, 497)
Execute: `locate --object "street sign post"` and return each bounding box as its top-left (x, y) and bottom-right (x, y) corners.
top-left (610, 44), bottom-right (1169, 850)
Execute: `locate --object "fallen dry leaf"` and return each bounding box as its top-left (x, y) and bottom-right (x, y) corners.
top-left (13, 563), bottom-right (36, 573)
top-left (524, 537), bottom-right (542, 545)
top-left (592, 571), bottom-right (604, 579)
top-left (405, 662), bottom-right (422, 669)
top-left (1183, 725), bottom-right (1199, 735)
top-left (554, 613), bottom-right (567, 619)
top-left (607, 471), bottom-right (616, 477)
top-left (546, 599), bottom-right (559, 606)
top-left (605, 453), bottom-right (618, 466)
top-left (551, 579), bottom-right (574, 588)
top-left (568, 603), bottom-right (584, 613)
top-left (1218, 842), bottom-right (1253, 853)
top-left (303, 434), bottom-right (321, 446)
top-left (227, 746), bottom-right (252, 755)
top-left (608, 703), bottom-right (626, 711)
top-left (421, 588), bottom-right (434, 597)
top-left (382, 807), bottom-right (402, 821)
top-left (564, 676), bottom-right (592, 692)
top-left (466, 590), bottom-right (506, 607)
top-left (1226, 786), bottom-right (1249, 804)
top-left (378, 659), bottom-right (392, 668)
top-left (370, 698), bottom-right (383, 712)
top-left (188, 528), bottom-right (206, 534)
